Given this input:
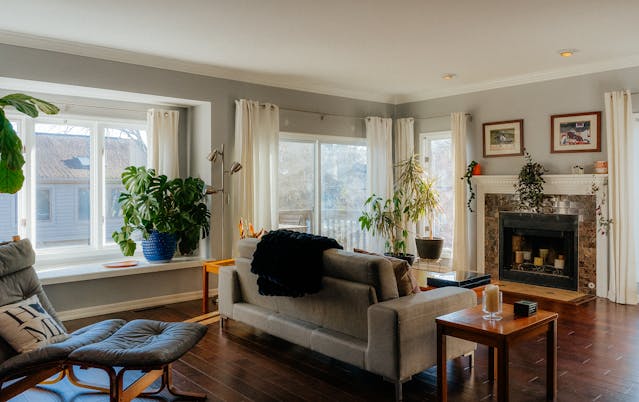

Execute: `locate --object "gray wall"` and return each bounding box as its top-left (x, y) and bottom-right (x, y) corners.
top-left (396, 66), bottom-right (639, 175)
top-left (397, 67), bottom-right (639, 270)
top-left (0, 43), bottom-right (392, 314)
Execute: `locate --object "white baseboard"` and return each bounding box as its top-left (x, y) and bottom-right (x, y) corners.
top-left (57, 288), bottom-right (219, 322)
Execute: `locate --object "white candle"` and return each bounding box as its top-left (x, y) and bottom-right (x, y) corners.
top-left (485, 284), bottom-right (499, 312)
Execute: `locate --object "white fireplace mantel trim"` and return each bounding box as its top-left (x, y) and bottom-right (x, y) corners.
top-left (472, 174), bottom-right (608, 297)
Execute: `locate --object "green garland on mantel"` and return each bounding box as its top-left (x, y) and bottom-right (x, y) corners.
top-left (514, 151), bottom-right (547, 213)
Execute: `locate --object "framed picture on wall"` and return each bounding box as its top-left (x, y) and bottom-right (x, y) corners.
top-left (482, 119), bottom-right (524, 157)
top-left (550, 111), bottom-right (601, 153)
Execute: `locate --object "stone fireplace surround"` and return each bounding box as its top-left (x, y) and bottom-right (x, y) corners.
top-left (473, 175), bottom-right (608, 296)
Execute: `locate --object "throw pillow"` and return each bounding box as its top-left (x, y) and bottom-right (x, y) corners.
top-left (353, 249), bottom-right (420, 296)
top-left (0, 295), bottom-right (68, 353)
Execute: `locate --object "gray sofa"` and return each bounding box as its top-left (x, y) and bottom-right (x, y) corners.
top-left (219, 238), bottom-right (476, 401)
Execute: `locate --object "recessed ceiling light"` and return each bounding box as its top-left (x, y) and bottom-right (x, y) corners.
top-left (558, 49), bottom-right (578, 57)
top-left (442, 73), bottom-right (456, 80)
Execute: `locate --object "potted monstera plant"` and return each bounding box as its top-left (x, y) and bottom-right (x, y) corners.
top-left (112, 166), bottom-right (210, 262)
top-left (0, 94), bottom-right (59, 194)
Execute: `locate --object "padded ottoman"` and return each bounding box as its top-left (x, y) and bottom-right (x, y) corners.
top-left (68, 319), bottom-right (208, 402)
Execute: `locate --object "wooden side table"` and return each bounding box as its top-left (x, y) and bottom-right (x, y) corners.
top-left (436, 304), bottom-right (558, 402)
top-left (201, 259), bottom-right (235, 313)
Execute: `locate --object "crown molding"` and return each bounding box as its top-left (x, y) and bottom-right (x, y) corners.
top-left (1, 30), bottom-right (638, 106)
top-left (0, 30), bottom-right (395, 104)
top-left (396, 55), bottom-right (639, 104)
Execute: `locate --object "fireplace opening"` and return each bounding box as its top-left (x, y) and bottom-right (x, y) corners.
top-left (499, 212), bottom-right (578, 291)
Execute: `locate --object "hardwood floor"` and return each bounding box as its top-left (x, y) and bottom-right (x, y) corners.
top-left (12, 297), bottom-right (639, 401)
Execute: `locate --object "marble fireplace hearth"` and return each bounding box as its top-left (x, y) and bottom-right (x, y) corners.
top-left (473, 175), bottom-right (608, 296)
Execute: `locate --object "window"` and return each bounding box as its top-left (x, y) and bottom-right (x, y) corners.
top-left (36, 189), bottom-right (51, 221)
top-left (419, 131), bottom-right (453, 257)
top-left (35, 123), bottom-right (91, 248)
top-left (278, 133), bottom-right (368, 251)
top-left (6, 113), bottom-right (147, 258)
top-left (78, 188), bottom-right (90, 221)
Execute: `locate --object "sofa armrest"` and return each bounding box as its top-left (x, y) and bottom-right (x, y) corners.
top-left (366, 287), bottom-right (477, 380)
top-left (219, 265), bottom-right (241, 318)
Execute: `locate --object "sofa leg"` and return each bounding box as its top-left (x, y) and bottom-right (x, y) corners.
top-left (220, 316), bottom-right (228, 330)
top-left (384, 377), bottom-right (410, 402)
top-left (395, 381), bottom-right (402, 402)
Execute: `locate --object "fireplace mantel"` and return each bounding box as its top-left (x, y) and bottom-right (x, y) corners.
top-left (472, 174), bottom-right (608, 297)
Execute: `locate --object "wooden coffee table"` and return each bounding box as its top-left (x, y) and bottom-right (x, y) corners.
top-left (436, 304), bottom-right (558, 402)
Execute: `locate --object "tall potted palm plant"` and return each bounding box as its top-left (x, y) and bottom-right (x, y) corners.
top-left (395, 155), bottom-right (443, 260)
top-left (359, 155), bottom-right (443, 263)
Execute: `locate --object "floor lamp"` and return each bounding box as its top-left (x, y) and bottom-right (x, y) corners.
top-left (206, 144), bottom-right (242, 259)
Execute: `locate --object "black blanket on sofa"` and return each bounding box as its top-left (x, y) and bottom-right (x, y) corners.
top-left (250, 230), bottom-right (342, 297)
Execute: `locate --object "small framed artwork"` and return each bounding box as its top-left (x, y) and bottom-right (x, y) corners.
top-left (482, 119), bottom-right (524, 157)
top-left (550, 111), bottom-right (601, 153)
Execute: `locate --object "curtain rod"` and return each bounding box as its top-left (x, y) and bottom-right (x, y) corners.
top-left (265, 105), bottom-right (472, 121)
top-left (413, 112), bottom-right (472, 120)
top-left (275, 105), bottom-right (367, 120)
top-left (58, 102), bottom-right (151, 113)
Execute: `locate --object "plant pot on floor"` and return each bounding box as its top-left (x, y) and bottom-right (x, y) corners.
top-left (142, 231), bottom-right (177, 263)
top-left (415, 237), bottom-right (444, 260)
top-left (384, 252), bottom-right (416, 266)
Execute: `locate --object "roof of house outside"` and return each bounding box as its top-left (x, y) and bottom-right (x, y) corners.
top-left (36, 133), bottom-right (147, 181)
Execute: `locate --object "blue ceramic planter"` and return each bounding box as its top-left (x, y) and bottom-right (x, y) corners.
top-left (142, 231), bottom-right (177, 263)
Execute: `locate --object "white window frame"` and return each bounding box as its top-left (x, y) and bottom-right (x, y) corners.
top-left (419, 130), bottom-right (453, 259)
top-left (7, 112), bottom-right (147, 266)
top-left (279, 132), bottom-right (368, 236)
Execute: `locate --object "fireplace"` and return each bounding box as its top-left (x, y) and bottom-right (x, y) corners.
top-left (499, 212), bottom-right (578, 291)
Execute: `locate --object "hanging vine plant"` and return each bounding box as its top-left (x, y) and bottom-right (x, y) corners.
top-left (461, 160), bottom-right (479, 212)
top-left (514, 150), bottom-right (547, 213)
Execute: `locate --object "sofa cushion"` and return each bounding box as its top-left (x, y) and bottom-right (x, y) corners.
top-left (267, 313), bottom-right (319, 348)
top-left (311, 327), bottom-right (367, 368)
top-left (323, 249), bottom-right (399, 301)
top-left (234, 257), bottom-right (278, 311)
top-left (0, 295), bottom-right (68, 353)
top-left (233, 303), bottom-right (273, 333)
top-left (275, 276), bottom-right (377, 340)
top-left (354, 249), bottom-right (420, 296)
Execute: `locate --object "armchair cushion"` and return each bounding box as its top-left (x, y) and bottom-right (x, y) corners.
top-left (0, 295), bottom-right (68, 353)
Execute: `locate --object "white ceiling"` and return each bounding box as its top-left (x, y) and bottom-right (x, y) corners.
top-left (1, 0), bottom-right (639, 104)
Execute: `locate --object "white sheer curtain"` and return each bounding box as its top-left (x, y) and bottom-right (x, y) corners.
top-left (233, 99), bottom-right (280, 238)
top-left (394, 117), bottom-right (416, 255)
top-left (147, 109), bottom-right (180, 178)
top-left (604, 90), bottom-right (637, 305)
top-left (451, 112), bottom-right (469, 271)
top-left (366, 116), bottom-right (393, 252)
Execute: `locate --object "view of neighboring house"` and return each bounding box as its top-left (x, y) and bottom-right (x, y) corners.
top-left (0, 128), bottom-right (147, 247)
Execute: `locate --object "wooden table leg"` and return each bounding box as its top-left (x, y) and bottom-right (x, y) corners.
top-left (547, 320), bottom-right (557, 401)
top-left (201, 266), bottom-right (209, 314)
top-left (437, 324), bottom-right (447, 402)
top-left (497, 343), bottom-right (509, 402)
top-left (488, 346), bottom-right (496, 383)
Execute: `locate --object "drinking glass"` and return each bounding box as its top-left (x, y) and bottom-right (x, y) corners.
top-left (482, 290), bottom-right (503, 321)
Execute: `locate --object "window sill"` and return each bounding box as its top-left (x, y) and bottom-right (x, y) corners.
top-left (37, 257), bottom-right (203, 286)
